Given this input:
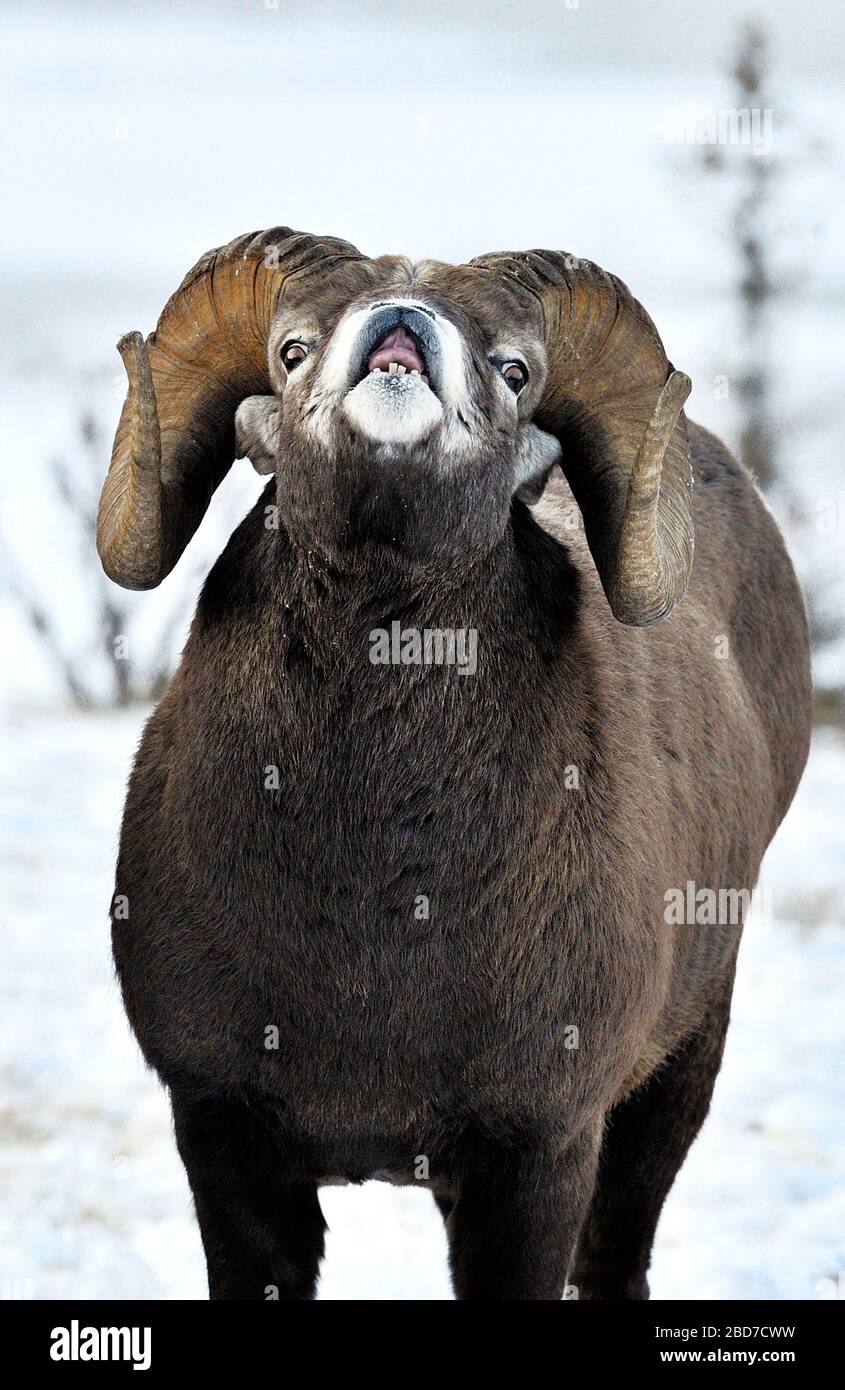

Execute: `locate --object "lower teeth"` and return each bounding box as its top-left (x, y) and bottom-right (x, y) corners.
top-left (368, 367), bottom-right (427, 381)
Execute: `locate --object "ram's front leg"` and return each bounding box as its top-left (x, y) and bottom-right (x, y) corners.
top-left (171, 1091), bottom-right (326, 1301)
top-left (443, 1126), bottom-right (601, 1301)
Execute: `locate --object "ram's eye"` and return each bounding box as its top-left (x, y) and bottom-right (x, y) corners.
top-left (500, 360), bottom-right (527, 394)
top-left (281, 341), bottom-right (308, 371)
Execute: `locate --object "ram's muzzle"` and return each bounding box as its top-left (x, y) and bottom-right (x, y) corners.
top-left (333, 299), bottom-right (465, 446)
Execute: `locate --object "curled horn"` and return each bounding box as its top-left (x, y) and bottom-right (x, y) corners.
top-left (97, 228), bottom-right (366, 589)
top-left (472, 250), bottom-right (694, 626)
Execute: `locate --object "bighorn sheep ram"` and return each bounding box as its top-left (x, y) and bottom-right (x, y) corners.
top-left (100, 228), bottom-right (811, 1300)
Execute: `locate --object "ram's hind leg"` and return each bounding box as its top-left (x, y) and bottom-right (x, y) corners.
top-left (569, 976), bottom-right (734, 1301)
top-left (171, 1091), bottom-right (325, 1301)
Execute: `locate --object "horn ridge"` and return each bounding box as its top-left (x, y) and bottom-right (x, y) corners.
top-left (476, 248), bottom-right (695, 626)
top-left (97, 228), bottom-right (367, 589)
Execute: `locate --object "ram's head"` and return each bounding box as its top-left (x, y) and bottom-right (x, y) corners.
top-left (97, 227), bottom-right (693, 625)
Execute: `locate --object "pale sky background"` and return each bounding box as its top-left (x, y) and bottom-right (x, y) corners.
top-left (2, 0), bottom-right (844, 281)
top-left (1, 0), bottom-right (842, 700)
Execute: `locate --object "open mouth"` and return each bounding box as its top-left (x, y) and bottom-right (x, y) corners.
top-left (366, 325), bottom-right (426, 377)
top-left (350, 305), bottom-right (441, 395)
top-left (342, 304), bottom-right (447, 443)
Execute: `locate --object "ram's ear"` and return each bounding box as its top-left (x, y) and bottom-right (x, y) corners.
top-left (514, 423), bottom-right (562, 504)
top-left (235, 396), bottom-right (281, 475)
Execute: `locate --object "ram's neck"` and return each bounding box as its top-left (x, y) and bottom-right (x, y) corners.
top-left (191, 492), bottom-right (583, 746)
top-left (274, 500), bottom-right (579, 675)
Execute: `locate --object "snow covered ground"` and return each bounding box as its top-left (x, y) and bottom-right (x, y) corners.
top-left (1, 708), bottom-right (843, 1301)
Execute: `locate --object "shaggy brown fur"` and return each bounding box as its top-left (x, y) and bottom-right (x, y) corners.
top-left (108, 246), bottom-right (811, 1301)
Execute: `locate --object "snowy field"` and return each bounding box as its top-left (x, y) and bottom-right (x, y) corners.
top-left (1, 709), bottom-right (843, 1301)
top-left (1, 0), bottom-right (843, 1301)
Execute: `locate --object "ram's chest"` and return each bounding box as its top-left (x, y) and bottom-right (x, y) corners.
top-left (167, 652), bottom-right (585, 1096)
top-left (187, 666), bottom-right (547, 950)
